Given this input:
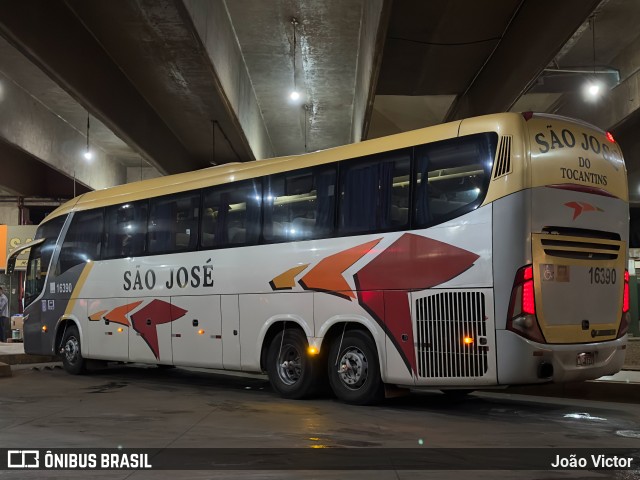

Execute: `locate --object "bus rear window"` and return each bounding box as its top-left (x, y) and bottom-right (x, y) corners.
top-left (413, 132), bottom-right (496, 227)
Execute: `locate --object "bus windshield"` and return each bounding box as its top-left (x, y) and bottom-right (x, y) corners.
top-left (25, 215), bottom-right (67, 307)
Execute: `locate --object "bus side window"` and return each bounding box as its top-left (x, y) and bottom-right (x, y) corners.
top-left (413, 133), bottom-right (496, 228)
top-left (148, 192), bottom-right (200, 254)
top-left (339, 151), bottom-right (410, 235)
top-left (202, 179), bottom-right (262, 248)
top-left (263, 166), bottom-right (336, 242)
top-left (103, 201), bottom-right (148, 258)
top-left (57, 209), bottom-right (104, 275)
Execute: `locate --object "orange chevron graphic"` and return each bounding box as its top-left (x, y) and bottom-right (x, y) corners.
top-left (103, 301), bottom-right (143, 327)
top-left (299, 239), bottom-right (382, 299)
top-left (564, 201), bottom-right (604, 220)
top-left (270, 264), bottom-right (310, 290)
top-left (88, 310), bottom-right (108, 321)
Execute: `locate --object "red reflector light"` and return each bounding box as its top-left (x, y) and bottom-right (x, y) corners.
top-left (523, 279), bottom-right (535, 315)
top-left (522, 111), bottom-right (534, 121)
top-left (606, 131), bottom-right (615, 143)
top-left (623, 269), bottom-right (630, 313)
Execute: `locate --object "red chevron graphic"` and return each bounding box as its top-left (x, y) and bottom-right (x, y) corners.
top-left (130, 299), bottom-right (187, 359)
top-left (564, 201), bottom-right (604, 220)
top-left (354, 233), bottom-right (479, 374)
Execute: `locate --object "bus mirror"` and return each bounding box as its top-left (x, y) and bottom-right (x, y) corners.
top-left (6, 256), bottom-right (16, 274)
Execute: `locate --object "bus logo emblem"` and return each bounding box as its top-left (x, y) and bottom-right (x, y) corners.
top-left (564, 201), bottom-right (603, 220)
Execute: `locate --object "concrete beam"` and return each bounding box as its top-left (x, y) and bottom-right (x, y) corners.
top-left (351, 0), bottom-right (391, 142)
top-left (0, 70), bottom-right (120, 194)
top-left (446, 0), bottom-right (601, 121)
top-left (183, 0), bottom-right (274, 160)
top-left (0, 0), bottom-right (201, 174)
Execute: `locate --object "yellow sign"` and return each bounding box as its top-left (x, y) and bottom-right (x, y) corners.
top-left (2, 225), bottom-right (38, 271)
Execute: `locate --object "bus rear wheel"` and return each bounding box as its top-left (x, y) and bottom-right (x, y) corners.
top-left (60, 325), bottom-right (86, 375)
top-left (328, 330), bottom-right (384, 405)
top-left (266, 329), bottom-right (318, 399)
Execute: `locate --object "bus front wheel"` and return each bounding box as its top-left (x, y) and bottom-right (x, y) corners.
top-left (328, 330), bottom-right (384, 405)
top-left (266, 329), bottom-right (318, 399)
top-left (60, 325), bottom-right (86, 375)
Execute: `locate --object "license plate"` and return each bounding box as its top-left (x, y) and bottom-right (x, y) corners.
top-left (577, 352), bottom-right (594, 367)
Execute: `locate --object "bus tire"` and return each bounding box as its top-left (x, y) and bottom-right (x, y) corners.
top-left (60, 325), bottom-right (85, 375)
top-left (328, 330), bottom-right (384, 405)
top-left (266, 329), bottom-right (318, 399)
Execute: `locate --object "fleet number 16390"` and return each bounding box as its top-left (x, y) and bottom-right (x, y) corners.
top-left (588, 267), bottom-right (616, 285)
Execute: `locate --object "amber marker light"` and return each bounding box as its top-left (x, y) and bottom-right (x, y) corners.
top-left (117, 328), bottom-right (124, 333)
top-left (198, 329), bottom-right (205, 335)
top-left (307, 346), bottom-right (319, 355)
top-left (463, 336), bottom-right (474, 345)
top-left (42, 325), bottom-right (48, 332)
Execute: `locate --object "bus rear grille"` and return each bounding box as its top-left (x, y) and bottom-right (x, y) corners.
top-left (541, 237), bottom-right (620, 261)
top-left (492, 135), bottom-right (512, 179)
top-left (415, 291), bottom-right (488, 378)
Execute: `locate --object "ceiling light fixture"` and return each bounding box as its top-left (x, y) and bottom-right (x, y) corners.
top-left (83, 113), bottom-right (93, 160)
top-left (584, 15), bottom-right (602, 101)
top-left (289, 17), bottom-right (300, 102)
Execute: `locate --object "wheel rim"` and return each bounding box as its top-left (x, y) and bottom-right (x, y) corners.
top-left (337, 347), bottom-right (368, 390)
top-left (64, 336), bottom-right (80, 365)
top-left (277, 343), bottom-right (303, 386)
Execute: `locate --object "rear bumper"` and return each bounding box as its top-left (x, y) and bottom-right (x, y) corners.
top-left (496, 329), bottom-right (626, 385)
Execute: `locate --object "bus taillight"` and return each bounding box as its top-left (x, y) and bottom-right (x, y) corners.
top-left (617, 269), bottom-right (630, 338)
top-left (623, 270), bottom-right (630, 313)
top-left (507, 265), bottom-right (546, 343)
top-left (522, 266), bottom-right (535, 315)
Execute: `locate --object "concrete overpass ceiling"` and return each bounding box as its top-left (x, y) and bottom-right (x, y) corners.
top-left (225, 0), bottom-right (364, 156)
top-left (368, 0), bottom-right (602, 137)
top-left (0, 37), bottom-right (141, 167)
top-left (376, 0), bottom-right (520, 96)
top-left (65, 0), bottom-right (256, 167)
top-left (2, 0), bottom-right (640, 206)
top-left (0, 0), bottom-right (263, 195)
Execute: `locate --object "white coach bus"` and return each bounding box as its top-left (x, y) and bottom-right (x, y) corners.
top-left (8, 112), bottom-right (629, 404)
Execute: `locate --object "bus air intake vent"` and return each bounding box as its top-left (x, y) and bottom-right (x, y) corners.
top-left (415, 291), bottom-right (487, 378)
top-left (492, 135), bottom-right (512, 179)
top-left (540, 236), bottom-right (620, 261)
top-left (541, 226), bottom-right (620, 241)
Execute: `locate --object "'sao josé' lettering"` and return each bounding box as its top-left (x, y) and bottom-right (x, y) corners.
top-left (123, 259), bottom-right (214, 291)
top-left (534, 128), bottom-right (618, 162)
top-left (533, 127), bottom-right (619, 186)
